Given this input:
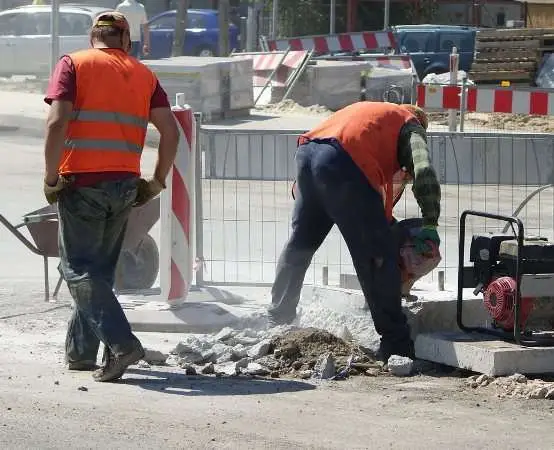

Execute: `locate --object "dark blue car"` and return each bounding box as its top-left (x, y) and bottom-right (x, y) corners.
top-left (142, 9), bottom-right (240, 59)
top-left (393, 25), bottom-right (477, 80)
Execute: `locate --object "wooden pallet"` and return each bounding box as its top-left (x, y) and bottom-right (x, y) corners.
top-left (470, 28), bottom-right (554, 84)
top-left (471, 62), bottom-right (537, 72)
top-left (470, 70), bottom-right (534, 82)
top-left (477, 27), bottom-right (554, 40)
top-left (475, 50), bottom-right (539, 63)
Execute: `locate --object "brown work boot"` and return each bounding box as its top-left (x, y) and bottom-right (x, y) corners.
top-left (92, 342), bottom-right (145, 383)
top-left (67, 360), bottom-right (98, 371)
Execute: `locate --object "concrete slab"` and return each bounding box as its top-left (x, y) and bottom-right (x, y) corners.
top-left (415, 331), bottom-right (554, 377)
top-left (118, 286), bottom-right (267, 333)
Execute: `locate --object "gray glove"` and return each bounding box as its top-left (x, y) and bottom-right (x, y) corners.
top-left (133, 177), bottom-right (165, 207)
top-left (44, 176), bottom-right (73, 204)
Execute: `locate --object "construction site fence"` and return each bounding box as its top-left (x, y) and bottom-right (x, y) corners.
top-left (193, 127), bottom-right (554, 291)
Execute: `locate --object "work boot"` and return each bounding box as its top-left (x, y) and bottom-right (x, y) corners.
top-left (67, 360), bottom-right (98, 371)
top-left (267, 311), bottom-right (296, 328)
top-left (93, 341), bottom-right (145, 383)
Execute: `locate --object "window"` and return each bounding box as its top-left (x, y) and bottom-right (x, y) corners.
top-left (149, 15), bottom-right (176, 30)
top-left (0, 13), bottom-right (21, 36)
top-left (401, 32), bottom-right (431, 53)
top-left (439, 32), bottom-right (473, 53)
top-left (60, 13), bottom-right (92, 36)
top-left (149, 13), bottom-right (207, 30)
top-left (187, 13), bottom-right (206, 29)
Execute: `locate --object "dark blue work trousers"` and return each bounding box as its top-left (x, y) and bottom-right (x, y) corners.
top-left (58, 178), bottom-right (142, 364)
top-left (269, 140), bottom-right (412, 353)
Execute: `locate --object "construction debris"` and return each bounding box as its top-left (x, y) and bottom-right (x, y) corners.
top-left (387, 355), bottom-right (414, 377)
top-left (167, 327), bottom-right (378, 380)
top-left (466, 373), bottom-right (554, 400)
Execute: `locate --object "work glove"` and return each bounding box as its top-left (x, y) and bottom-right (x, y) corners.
top-left (43, 176), bottom-right (73, 205)
top-left (133, 177), bottom-right (165, 207)
top-left (413, 225), bottom-right (441, 255)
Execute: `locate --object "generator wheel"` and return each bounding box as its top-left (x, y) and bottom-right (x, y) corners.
top-left (115, 234), bottom-right (159, 291)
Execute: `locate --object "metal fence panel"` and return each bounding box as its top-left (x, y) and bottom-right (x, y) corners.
top-left (197, 127), bottom-right (554, 289)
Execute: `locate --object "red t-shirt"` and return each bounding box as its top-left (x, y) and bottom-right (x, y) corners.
top-left (44, 51), bottom-right (171, 187)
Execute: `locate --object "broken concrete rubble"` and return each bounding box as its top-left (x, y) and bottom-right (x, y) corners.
top-left (247, 339), bottom-right (272, 359)
top-left (387, 355), bottom-right (414, 377)
top-left (245, 363), bottom-right (270, 376)
top-left (143, 349), bottom-right (168, 365)
top-left (313, 353), bottom-right (336, 380)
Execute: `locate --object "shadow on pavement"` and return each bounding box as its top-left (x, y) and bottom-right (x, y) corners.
top-left (124, 367), bottom-right (316, 396)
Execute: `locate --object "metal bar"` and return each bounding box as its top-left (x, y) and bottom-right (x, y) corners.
top-left (53, 275), bottom-right (63, 299)
top-left (194, 113), bottom-right (204, 285)
top-left (282, 49), bottom-right (313, 101)
top-left (330, 0), bottom-right (336, 34)
top-left (383, 0), bottom-right (390, 29)
top-left (448, 47), bottom-right (459, 132)
top-left (43, 256), bottom-right (50, 302)
top-left (459, 76), bottom-right (467, 132)
top-left (271, 0), bottom-right (279, 39)
top-left (50, 0), bottom-right (60, 76)
top-left (0, 214), bottom-right (42, 255)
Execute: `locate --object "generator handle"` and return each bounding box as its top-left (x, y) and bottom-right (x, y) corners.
top-left (457, 210), bottom-right (525, 342)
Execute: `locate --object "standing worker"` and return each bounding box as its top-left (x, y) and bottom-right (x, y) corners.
top-left (43, 11), bottom-right (179, 382)
top-left (115, 0), bottom-right (150, 58)
top-left (268, 102), bottom-right (441, 362)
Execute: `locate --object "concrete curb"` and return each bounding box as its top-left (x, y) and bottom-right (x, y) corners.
top-left (302, 285), bottom-right (489, 340)
top-left (0, 113), bottom-right (161, 147)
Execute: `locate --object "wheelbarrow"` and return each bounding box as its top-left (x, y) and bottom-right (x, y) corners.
top-left (0, 197), bottom-right (160, 302)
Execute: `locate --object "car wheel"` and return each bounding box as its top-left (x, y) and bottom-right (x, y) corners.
top-left (196, 47), bottom-right (215, 57)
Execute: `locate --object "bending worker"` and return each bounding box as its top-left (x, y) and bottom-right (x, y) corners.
top-left (43, 12), bottom-right (179, 382)
top-left (268, 102), bottom-right (441, 362)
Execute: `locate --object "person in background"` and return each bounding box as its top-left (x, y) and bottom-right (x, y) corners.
top-left (43, 11), bottom-right (179, 382)
top-left (115, 0), bottom-right (150, 58)
top-left (268, 102), bottom-right (441, 363)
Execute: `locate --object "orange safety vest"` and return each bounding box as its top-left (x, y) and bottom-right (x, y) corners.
top-left (300, 102), bottom-right (416, 221)
top-left (58, 48), bottom-right (158, 175)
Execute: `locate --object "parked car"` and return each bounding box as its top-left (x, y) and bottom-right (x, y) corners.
top-left (0, 4), bottom-right (110, 76)
top-left (143, 9), bottom-right (240, 59)
top-left (393, 25), bottom-right (477, 80)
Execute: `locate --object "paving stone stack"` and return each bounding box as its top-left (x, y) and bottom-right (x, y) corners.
top-left (470, 27), bottom-right (554, 85)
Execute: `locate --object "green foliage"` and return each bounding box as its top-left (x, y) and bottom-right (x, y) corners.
top-left (265, 0), bottom-right (338, 37)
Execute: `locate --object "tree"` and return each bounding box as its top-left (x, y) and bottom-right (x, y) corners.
top-left (172, 0), bottom-right (189, 57)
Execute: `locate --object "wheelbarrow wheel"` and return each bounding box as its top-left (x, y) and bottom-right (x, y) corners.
top-left (114, 234), bottom-right (159, 291)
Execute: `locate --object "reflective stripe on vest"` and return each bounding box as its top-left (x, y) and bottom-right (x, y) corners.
top-left (70, 110), bottom-right (149, 129)
top-left (64, 138), bottom-right (142, 153)
top-left (65, 109), bottom-right (148, 154)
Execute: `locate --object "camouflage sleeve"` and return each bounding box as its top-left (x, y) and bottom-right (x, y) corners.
top-left (397, 122), bottom-right (441, 226)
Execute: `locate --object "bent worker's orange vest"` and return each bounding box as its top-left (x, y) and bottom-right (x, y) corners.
top-left (300, 102), bottom-right (416, 221)
top-left (58, 48), bottom-right (157, 175)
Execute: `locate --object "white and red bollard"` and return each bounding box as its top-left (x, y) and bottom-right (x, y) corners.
top-left (159, 93), bottom-right (196, 306)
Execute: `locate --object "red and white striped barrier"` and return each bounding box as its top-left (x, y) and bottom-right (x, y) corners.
top-left (159, 94), bottom-right (196, 306)
top-left (417, 84), bottom-right (554, 116)
top-left (265, 31), bottom-right (397, 53)
top-left (233, 51), bottom-right (308, 88)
